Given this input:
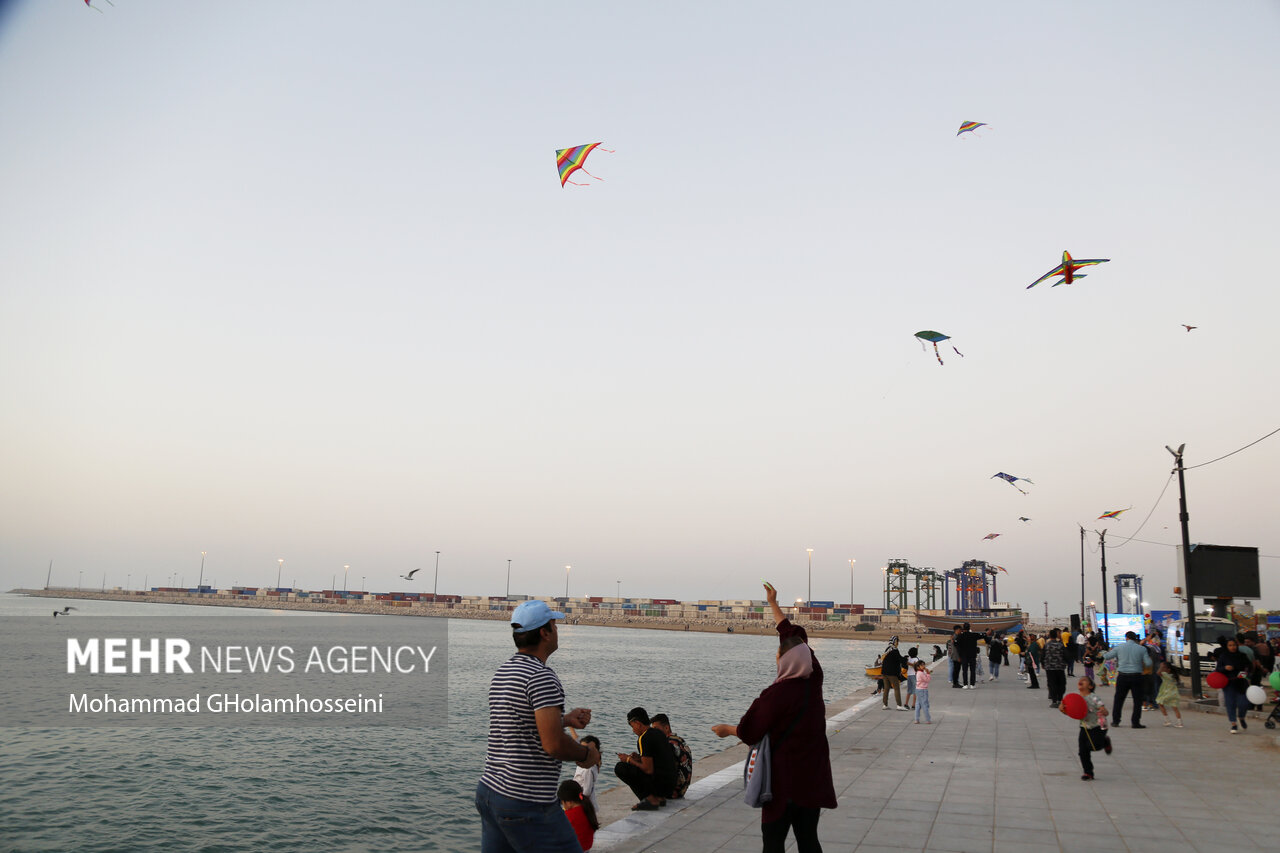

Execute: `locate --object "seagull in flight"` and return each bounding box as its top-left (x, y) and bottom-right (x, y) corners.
top-left (399, 568), bottom-right (421, 581)
top-left (53, 606), bottom-right (78, 618)
top-left (1182, 324), bottom-right (1197, 332)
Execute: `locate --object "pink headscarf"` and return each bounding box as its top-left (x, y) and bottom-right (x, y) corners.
top-left (775, 643), bottom-right (814, 684)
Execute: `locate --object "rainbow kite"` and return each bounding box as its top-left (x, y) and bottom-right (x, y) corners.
top-left (956, 121), bottom-right (987, 136)
top-left (1028, 250), bottom-right (1110, 289)
top-left (982, 533), bottom-right (1001, 540)
top-left (1097, 507), bottom-right (1132, 520)
top-left (556, 143), bottom-right (613, 187)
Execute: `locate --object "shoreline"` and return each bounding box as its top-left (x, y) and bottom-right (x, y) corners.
top-left (11, 588), bottom-right (972, 642)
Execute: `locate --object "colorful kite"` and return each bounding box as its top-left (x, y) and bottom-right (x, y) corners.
top-left (991, 472), bottom-right (1034, 495)
top-left (992, 565), bottom-right (1009, 574)
top-left (982, 533), bottom-right (1001, 540)
top-left (1018, 517), bottom-right (1031, 522)
top-left (956, 121), bottom-right (987, 136)
top-left (1097, 507), bottom-right (1132, 520)
top-left (1028, 250), bottom-right (1110, 289)
top-left (555, 143), bottom-right (613, 187)
top-left (914, 330), bottom-right (964, 366)
top-left (84, 0), bottom-right (113, 10)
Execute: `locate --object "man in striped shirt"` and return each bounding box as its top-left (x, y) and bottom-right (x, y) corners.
top-left (476, 600), bottom-right (600, 853)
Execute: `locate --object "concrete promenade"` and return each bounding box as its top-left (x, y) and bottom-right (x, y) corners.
top-left (596, 668), bottom-right (1279, 853)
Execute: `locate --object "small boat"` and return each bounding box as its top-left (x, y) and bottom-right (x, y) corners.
top-left (916, 612), bottom-right (1022, 633)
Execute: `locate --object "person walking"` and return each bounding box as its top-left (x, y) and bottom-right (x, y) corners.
top-left (1064, 629), bottom-right (1078, 677)
top-left (987, 634), bottom-right (1006, 681)
top-left (1102, 631), bottom-right (1149, 728)
top-left (476, 601), bottom-right (601, 853)
top-left (1044, 629), bottom-right (1068, 707)
top-left (880, 637), bottom-right (910, 711)
top-left (957, 623), bottom-right (981, 689)
top-left (1215, 638), bottom-right (1253, 733)
top-left (947, 626), bottom-right (963, 688)
top-left (1024, 633), bottom-right (1041, 690)
top-left (1154, 662), bottom-right (1183, 727)
top-left (712, 582), bottom-right (837, 853)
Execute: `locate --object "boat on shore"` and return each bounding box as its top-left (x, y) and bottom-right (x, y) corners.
top-left (916, 612), bottom-right (1022, 633)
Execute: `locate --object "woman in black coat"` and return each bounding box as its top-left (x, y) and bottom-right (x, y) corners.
top-left (1214, 638), bottom-right (1253, 733)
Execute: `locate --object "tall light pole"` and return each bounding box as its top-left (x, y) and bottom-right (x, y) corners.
top-left (616, 579), bottom-right (621, 599)
top-left (1167, 443), bottom-right (1203, 698)
top-left (565, 565), bottom-right (571, 599)
top-left (1078, 525), bottom-right (1086, 625)
top-left (344, 564), bottom-right (350, 594)
top-left (848, 558), bottom-right (856, 607)
top-left (127, 573), bottom-right (130, 591)
top-left (806, 548), bottom-right (813, 605)
top-left (277, 558), bottom-right (284, 591)
top-left (506, 559), bottom-right (512, 599)
top-left (199, 551), bottom-right (207, 591)
top-left (1097, 529), bottom-right (1110, 643)
top-left (78, 571), bottom-right (82, 589)
top-left (433, 551), bottom-right (440, 599)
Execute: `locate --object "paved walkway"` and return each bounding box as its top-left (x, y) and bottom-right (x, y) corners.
top-left (596, 668), bottom-right (1279, 853)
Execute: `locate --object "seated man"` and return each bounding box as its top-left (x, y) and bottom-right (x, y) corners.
top-left (650, 713), bottom-right (693, 799)
top-left (614, 707), bottom-right (676, 810)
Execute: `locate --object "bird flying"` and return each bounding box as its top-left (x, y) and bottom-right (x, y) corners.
top-left (1027, 250), bottom-right (1110, 289)
top-left (1018, 517), bottom-right (1031, 522)
top-left (399, 568), bottom-right (421, 581)
top-left (53, 606), bottom-right (78, 618)
top-left (1182, 325), bottom-right (1197, 332)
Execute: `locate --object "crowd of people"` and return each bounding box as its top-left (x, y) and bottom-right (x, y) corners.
top-left (474, 594), bottom-right (1277, 853)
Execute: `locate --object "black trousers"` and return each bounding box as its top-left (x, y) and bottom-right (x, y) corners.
top-left (1111, 673), bottom-right (1145, 725)
top-left (961, 657), bottom-right (976, 686)
top-left (1077, 728), bottom-right (1099, 776)
top-left (1026, 662), bottom-right (1039, 688)
top-left (762, 802), bottom-right (822, 853)
top-left (615, 761), bottom-right (673, 801)
top-left (1047, 669), bottom-right (1067, 703)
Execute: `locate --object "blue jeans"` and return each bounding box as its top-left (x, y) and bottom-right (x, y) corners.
top-left (1223, 689), bottom-right (1251, 724)
top-left (475, 781), bottom-right (582, 853)
top-left (989, 659), bottom-right (1001, 679)
top-left (915, 688), bottom-right (931, 722)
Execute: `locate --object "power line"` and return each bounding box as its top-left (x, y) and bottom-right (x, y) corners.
top-left (1108, 472), bottom-right (1176, 549)
top-left (1185, 424), bottom-right (1280, 470)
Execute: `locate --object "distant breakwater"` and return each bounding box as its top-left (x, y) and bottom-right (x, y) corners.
top-left (15, 588), bottom-right (954, 641)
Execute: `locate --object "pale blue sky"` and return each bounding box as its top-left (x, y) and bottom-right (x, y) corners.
top-left (2, 1), bottom-right (1277, 613)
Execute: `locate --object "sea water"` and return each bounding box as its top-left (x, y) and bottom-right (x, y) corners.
top-left (0, 594), bottom-right (889, 851)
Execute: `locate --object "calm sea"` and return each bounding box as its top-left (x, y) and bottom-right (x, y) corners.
top-left (0, 594), bottom-right (888, 852)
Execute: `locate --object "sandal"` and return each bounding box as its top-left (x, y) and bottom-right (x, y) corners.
top-left (632, 800), bottom-right (660, 811)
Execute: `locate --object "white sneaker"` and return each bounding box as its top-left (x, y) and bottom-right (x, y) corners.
top-left (897, 705), bottom-right (910, 711)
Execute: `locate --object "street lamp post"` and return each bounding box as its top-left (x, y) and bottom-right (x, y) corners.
top-left (1167, 442), bottom-right (1203, 698)
top-left (344, 564), bottom-right (350, 594)
top-left (565, 565), bottom-right (571, 599)
top-left (806, 549), bottom-right (813, 605)
top-left (127, 573), bottom-right (131, 590)
top-left (199, 551), bottom-right (207, 591)
top-left (617, 579), bottom-right (621, 599)
top-left (277, 558), bottom-right (284, 591)
top-left (78, 571), bottom-right (82, 589)
top-left (848, 558), bottom-right (856, 607)
top-left (506, 559), bottom-right (512, 599)
top-left (433, 551), bottom-right (440, 599)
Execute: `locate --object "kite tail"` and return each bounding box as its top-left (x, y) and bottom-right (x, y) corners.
top-left (563, 179), bottom-right (590, 187)
top-left (577, 168), bottom-right (605, 182)
top-left (933, 342), bottom-right (943, 366)
top-left (953, 346), bottom-right (964, 357)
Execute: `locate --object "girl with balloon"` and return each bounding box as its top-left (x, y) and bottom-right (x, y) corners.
top-left (1210, 638), bottom-right (1255, 733)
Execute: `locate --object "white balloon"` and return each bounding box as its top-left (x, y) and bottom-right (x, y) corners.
top-left (1245, 685), bottom-right (1267, 706)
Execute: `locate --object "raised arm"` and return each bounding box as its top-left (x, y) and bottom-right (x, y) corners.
top-left (764, 582), bottom-right (784, 627)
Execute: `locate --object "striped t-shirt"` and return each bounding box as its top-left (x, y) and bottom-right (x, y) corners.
top-left (479, 652), bottom-right (566, 803)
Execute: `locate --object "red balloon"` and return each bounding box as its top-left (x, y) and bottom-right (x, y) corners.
top-left (1061, 693), bottom-right (1087, 720)
top-left (1206, 671), bottom-right (1228, 689)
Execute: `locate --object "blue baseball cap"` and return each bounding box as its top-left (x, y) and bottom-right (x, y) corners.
top-left (511, 600), bottom-right (565, 632)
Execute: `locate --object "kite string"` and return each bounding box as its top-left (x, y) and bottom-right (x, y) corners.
top-left (1107, 471), bottom-right (1175, 549)
top-left (1185, 424), bottom-right (1280, 470)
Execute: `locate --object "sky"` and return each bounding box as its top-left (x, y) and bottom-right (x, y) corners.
top-left (1, 1), bottom-right (1278, 616)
